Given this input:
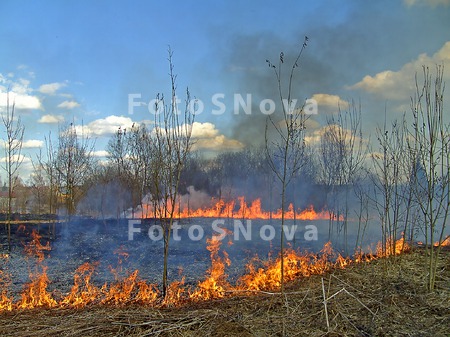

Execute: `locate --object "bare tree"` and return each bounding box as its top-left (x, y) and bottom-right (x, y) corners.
top-left (371, 115), bottom-right (409, 256)
top-left (319, 103), bottom-right (366, 252)
top-left (107, 127), bottom-right (133, 218)
top-left (265, 37), bottom-right (309, 293)
top-left (353, 170), bottom-right (371, 254)
top-left (1, 92), bottom-right (25, 251)
top-left (30, 150), bottom-right (47, 217)
top-left (127, 123), bottom-right (154, 217)
top-left (38, 133), bottom-right (61, 238)
top-left (52, 123), bottom-right (96, 217)
top-left (107, 127), bottom-right (128, 178)
top-left (151, 49), bottom-right (195, 298)
top-left (42, 133), bottom-right (57, 216)
top-left (409, 66), bottom-right (449, 291)
top-left (108, 123), bottom-right (157, 218)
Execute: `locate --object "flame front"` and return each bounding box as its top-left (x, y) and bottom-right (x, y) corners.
top-left (0, 229), bottom-right (409, 312)
top-left (17, 230), bottom-right (56, 310)
top-left (189, 235), bottom-right (231, 300)
top-left (238, 242), bottom-right (338, 291)
top-left (140, 196), bottom-right (333, 220)
top-left (61, 262), bottom-right (101, 308)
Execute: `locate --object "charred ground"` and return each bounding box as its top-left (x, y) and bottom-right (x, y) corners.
top-left (0, 248), bottom-right (448, 337)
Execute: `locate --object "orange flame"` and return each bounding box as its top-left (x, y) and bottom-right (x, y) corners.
top-left (417, 236), bottom-right (450, 247)
top-left (0, 261), bottom-right (12, 311)
top-left (61, 262), bottom-right (101, 308)
top-left (189, 235), bottom-right (231, 300)
top-left (18, 265), bottom-right (57, 309)
top-left (162, 278), bottom-right (187, 307)
top-left (141, 196), bottom-right (332, 220)
top-left (0, 230), bottom-right (409, 312)
top-left (436, 236), bottom-right (450, 247)
top-left (376, 236), bottom-right (410, 256)
top-left (61, 260), bottom-right (160, 308)
top-left (24, 230), bottom-right (51, 262)
top-left (238, 242), bottom-right (339, 291)
top-left (16, 230), bottom-right (56, 309)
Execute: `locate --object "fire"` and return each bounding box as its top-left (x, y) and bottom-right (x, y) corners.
top-left (238, 242), bottom-right (341, 291)
top-left (141, 196), bottom-right (331, 220)
top-left (189, 235), bottom-right (231, 300)
top-left (0, 257), bottom-right (12, 311)
top-left (162, 278), bottom-right (187, 306)
top-left (24, 230), bottom-right (51, 262)
top-left (134, 280), bottom-right (159, 304)
top-left (376, 237), bottom-right (410, 256)
top-left (17, 230), bottom-right (56, 310)
top-left (441, 236), bottom-right (450, 247)
top-left (0, 292), bottom-right (12, 312)
top-left (418, 236), bottom-right (450, 248)
top-left (101, 269), bottom-right (140, 305)
top-left (0, 229), bottom-right (410, 312)
top-left (435, 236), bottom-right (450, 247)
top-left (61, 254), bottom-right (160, 308)
top-left (61, 262), bottom-right (101, 308)
top-left (18, 265), bottom-right (57, 309)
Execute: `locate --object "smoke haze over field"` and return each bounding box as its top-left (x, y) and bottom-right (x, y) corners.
top-left (157, 8), bottom-right (450, 257)
top-left (218, 6), bottom-right (450, 146)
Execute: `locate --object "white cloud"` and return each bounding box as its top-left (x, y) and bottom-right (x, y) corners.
top-left (0, 74), bottom-right (42, 110)
top-left (91, 150), bottom-right (109, 157)
top-left (305, 126), bottom-right (329, 146)
top-left (349, 41), bottom-right (450, 100)
top-left (0, 91), bottom-right (42, 110)
top-left (17, 78), bottom-right (30, 89)
top-left (75, 115), bottom-right (137, 137)
top-left (305, 124), bottom-right (367, 148)
top-left (311, 94), bottom-right (349, 110)
top-left (38, 114), bottom-right (65, 124)
top-left (191, 122), bottom-right (219, 138)
top-left (1, 139), bottom-right (43, 149)
top-left (38, 82), bottom-right (67, 95)
top-left (57, 100), bottom-right (80, 109)
top-left (21, 140), bottom-right (44, 149)
top-left (190, 122), bottom-right (244, 151)
top-left (305, 118), bottom-right (321, 131)
top-left (150, 121), bottom-right (243, 151)
top-left (0, 154), bottom-right (31, 164)
top-left (72, 117), bottom-right (243, 151)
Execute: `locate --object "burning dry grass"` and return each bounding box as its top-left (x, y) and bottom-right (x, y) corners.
top-left (146, 196), bottom-right (333, 220)
top-left (0, 249), bottom-right (448, 337)
top-left (4, 231), bottom-right (389, 311)
top-left (1, 230), bottom-right (449, 336)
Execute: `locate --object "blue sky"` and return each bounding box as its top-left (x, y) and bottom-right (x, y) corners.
top-left (0, 0), bottom-right (450, 181)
